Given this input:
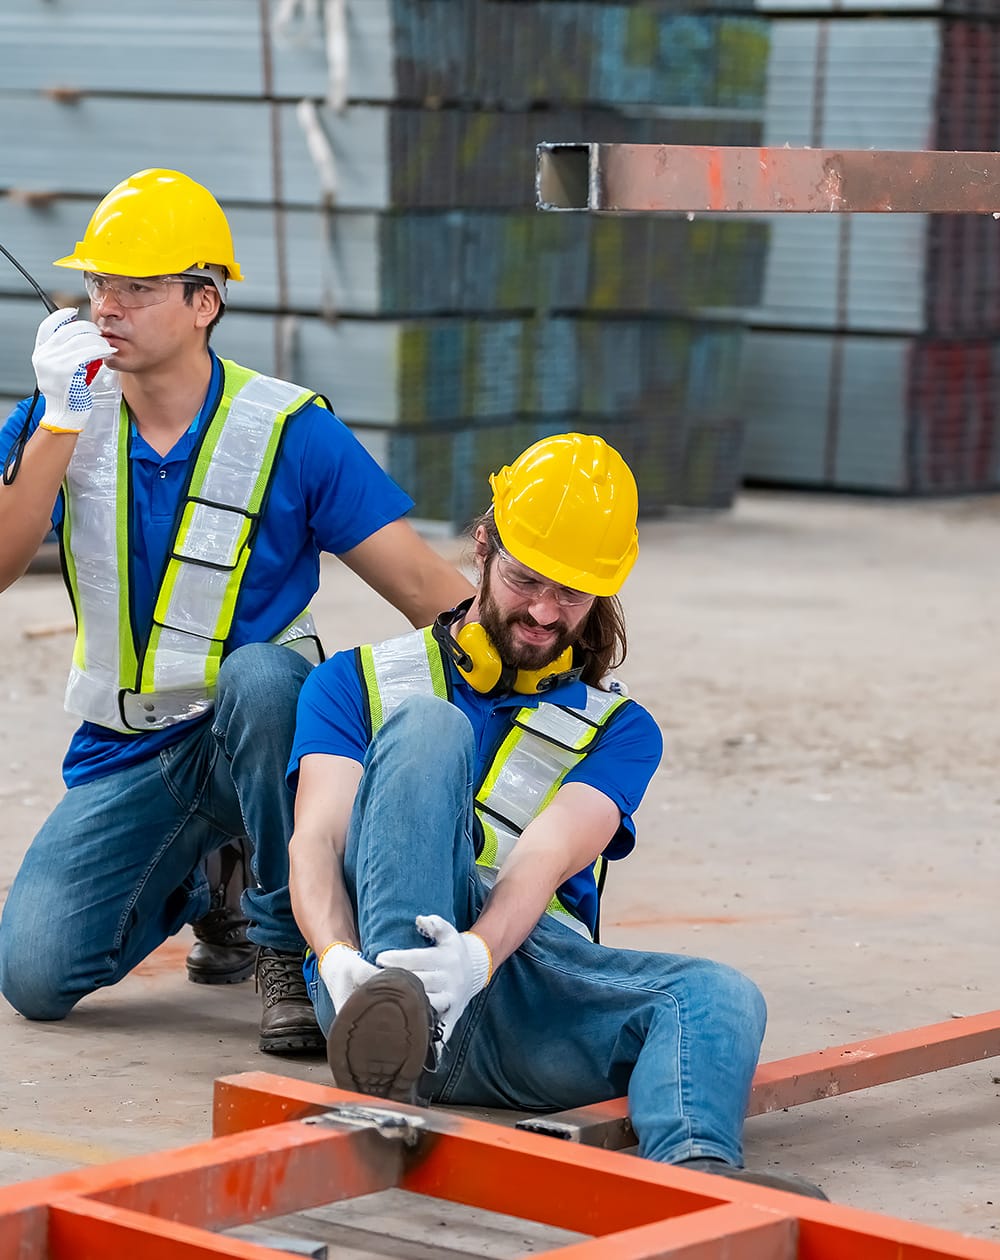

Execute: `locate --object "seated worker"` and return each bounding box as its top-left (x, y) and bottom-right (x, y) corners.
top-left (286, 433), bottom-right (827, 1199)
top-left (0, 168), bottom-right (471, 1053)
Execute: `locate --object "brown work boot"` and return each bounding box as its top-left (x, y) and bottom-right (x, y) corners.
top-left (326, 967), bottom-right (438, 1102)
top-left (256, 947), bottom-right (325, 1054)
top-left (186, 840), bottom-right (257, 985)
top-left (678, 1157), bottom-right (829, 1201)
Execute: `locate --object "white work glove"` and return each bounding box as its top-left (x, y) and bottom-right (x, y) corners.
top-left (376, 914), bottom-right (493, 1045)
top-left (318, 941), bottom-right (379, 1015)
top-left (32, 308), bottom-right (115, 434)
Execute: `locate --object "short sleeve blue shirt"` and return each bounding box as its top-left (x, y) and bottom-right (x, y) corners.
top-left (289, 647), bottom-right (664, 936)
top-left (0, 353), bottom-right (414, 787)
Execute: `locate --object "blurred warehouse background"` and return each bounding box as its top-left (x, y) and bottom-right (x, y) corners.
top-left (0, 0), bottom-right (998, 526)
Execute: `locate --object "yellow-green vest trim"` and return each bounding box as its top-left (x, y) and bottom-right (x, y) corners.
top-left (356, 627), bottom-right (630, 938)
top-left (61, 359), bottom-right (324, 734)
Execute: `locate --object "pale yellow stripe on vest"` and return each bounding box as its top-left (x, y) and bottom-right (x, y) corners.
top-left (61, 493), bottom-right (86, 671)
top-left (0, 1127), bottom-right (125, 1166)
top-left (477, 817), bottom-right (499, 869)
top-left (359, 644), bottom-right (383, 734)
top-left (422, 626), bottom-right (450, 698)
top-left (114, 403), bottom-right (138, 684)
top-left (476, 723), bottom-right (522, 799)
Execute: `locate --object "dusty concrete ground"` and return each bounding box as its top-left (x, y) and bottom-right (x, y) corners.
top-left (0, 490), bottom-right (997, 1245)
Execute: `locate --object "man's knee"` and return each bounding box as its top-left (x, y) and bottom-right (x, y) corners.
top-left (385, 694), bottom-right (473, 746)
top-left (217, 642), bottom-right (312, 707)
top-left (214, 644), bottom-right (312, 747)
top-left (704, 960), bottom-right (767, 1041)
top-left (0, 932), bottom-right (75, 1021)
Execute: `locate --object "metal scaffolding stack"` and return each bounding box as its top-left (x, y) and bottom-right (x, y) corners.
top-left (0, 0), bottom-right (770, 524)
top-left (744, 1), bottom-right (1000, 493)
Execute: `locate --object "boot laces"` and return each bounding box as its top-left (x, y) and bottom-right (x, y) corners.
top-left (255, 948), bottom-right (307, 1007)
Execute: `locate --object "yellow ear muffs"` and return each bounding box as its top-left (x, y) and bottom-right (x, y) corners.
top-left (455, 622), bottom-right (575, 696)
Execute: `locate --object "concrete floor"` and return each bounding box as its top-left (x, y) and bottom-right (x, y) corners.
top-left (0, 491), bottom-right (997, 1247)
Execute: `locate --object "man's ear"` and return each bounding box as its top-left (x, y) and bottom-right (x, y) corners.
top-left (194, 285), bottom-right (221, 328)
top-left (472, 526), bottom-right (489, 573)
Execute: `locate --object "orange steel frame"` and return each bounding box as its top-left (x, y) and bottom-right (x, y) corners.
top-left (2, 1010), bottom-right (999, 1260)
top-left (1, 1068), bottom-right (999, 1260)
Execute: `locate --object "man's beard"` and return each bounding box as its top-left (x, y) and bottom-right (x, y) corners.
top-left (478, 565), bottom-right (579, 672)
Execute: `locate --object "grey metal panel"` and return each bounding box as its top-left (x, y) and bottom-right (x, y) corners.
top-left (835, 339), bottom-right (908, 491)
top-left (0, 1), bottom-right (266, 96)
top-left (846, 216), bottom-right (928, 333)
top-left (0, 93), bottom-right (280, 203)
top-left (819, 21), bottom-right (939, 151)
top-left (757, 0), bottom-right (943, 10)
top-left (0, 297), bottom-right (46, 398)
top-left (764, 19), bottom-right (939, 152)
top-left (740, 330), bottom-right (833, 483)
top-left (0, 0), bottom-right (393, 101)
top-left (763, 20), bottom-right (820, 147)
top-left (753, 216), bottom-right (840, 328)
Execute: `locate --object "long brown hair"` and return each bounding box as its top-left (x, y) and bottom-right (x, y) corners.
top-left (471, 510), bottom-right (628, 688)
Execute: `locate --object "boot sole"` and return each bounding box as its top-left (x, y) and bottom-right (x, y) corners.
top-left (259, 1029), bottom-right (327, 1055)
top-left (326, 968), bottom-right (431, 1102)
top-left (187, 959), bottom-right (256, 985)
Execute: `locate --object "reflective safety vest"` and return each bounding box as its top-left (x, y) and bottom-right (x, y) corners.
top-left (356, 627), bottom-right (631, 938)
top-left (61, 359), bottom-right (324, 734)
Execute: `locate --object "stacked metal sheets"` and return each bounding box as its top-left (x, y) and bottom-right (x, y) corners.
top-left (0, 0), bottom-right (770, 522)
top-left (743, 13), bottom-right (1000, 493)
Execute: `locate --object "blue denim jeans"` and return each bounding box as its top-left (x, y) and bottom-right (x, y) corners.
top-left (0, 643), bottom-right (312, 1021)
top-left (308, 695), bottom-right (767, 1166)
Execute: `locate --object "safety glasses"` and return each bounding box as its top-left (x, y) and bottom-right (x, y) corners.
top-left (493, 547), bottom-right (594, 608)
top-left (83, 273), bottom-right (202, 309)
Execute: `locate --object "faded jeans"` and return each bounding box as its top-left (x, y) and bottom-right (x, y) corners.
top-left (0, 643), bottom-right (312, 1020)
top-left (308, 695), bottom-right (767, 1165)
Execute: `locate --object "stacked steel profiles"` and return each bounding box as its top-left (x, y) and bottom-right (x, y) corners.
top-left (745, 0), bottom-right (1000, 493)
top-left (0, 0), bottom-right (770, 524)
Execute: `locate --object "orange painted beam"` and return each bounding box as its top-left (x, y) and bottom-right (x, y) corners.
top-left (542, 1203), bottom-right (797, 1260)
top-left (516, 1009), bottom-right (1000, 1149)
top-left (0, 1112), bottom-right (400, 1232)
top-left (48, 1197), bottom-right (281, 1260)
top-left (750, 1008), bottom-right (1000, 1116)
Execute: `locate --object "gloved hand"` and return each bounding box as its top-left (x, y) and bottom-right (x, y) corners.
top-left (32, 308), bottom-right (115, 435)
top-left (376, 914), bottom-right (493, 1044)
top-left (318, 941), bottom-right (379, 1015)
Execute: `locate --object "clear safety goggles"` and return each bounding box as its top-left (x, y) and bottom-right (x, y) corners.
top-left (493, 547), bottom-right (594, 608)
top-left (84, 272), bottom-right (206, 309)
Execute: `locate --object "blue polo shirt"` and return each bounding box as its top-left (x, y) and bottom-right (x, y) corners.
top-left (0, 353), bottom-right (413, 787)
top-left (288, 646), bottom-right (663, 937)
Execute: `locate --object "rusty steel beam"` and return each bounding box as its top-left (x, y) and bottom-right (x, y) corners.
top-left (537, 142), bottom-right (1000, 214)
top-left (517, 1009), bottom-right (1000, 1151)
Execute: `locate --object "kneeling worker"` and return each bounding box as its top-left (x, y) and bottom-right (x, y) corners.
top-left (286, 432), bottom-right (826, 1199)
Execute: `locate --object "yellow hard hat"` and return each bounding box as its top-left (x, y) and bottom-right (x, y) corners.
top-left (489, 433), bottom-right (639, 597)
top-left (53, 168), bottom-right (244, 281)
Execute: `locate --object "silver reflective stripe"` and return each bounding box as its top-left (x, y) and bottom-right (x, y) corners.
top-left (62, 364), bottom-right (126, 730)
top-left (118, 611), bottom-right (319, 732)
top-left (475, 691), bottom-right (626, 939)
top-left (361, 628), bottom-right (449, 735)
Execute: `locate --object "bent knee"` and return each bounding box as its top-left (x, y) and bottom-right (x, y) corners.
top-left (706, 960), bottom-right (767, 1036)
top-left (0, 948), bottom-right (74, 1021)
